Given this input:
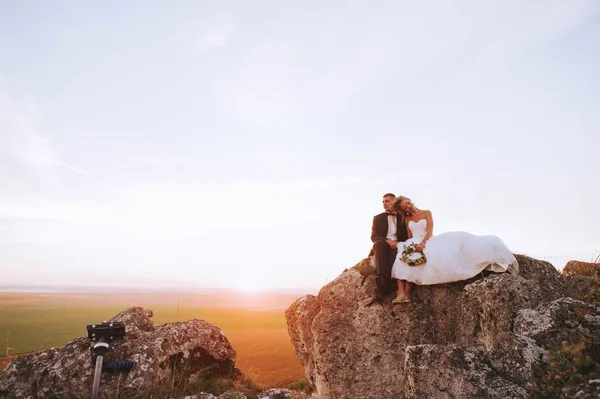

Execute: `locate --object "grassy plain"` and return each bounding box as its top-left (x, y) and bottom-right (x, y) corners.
top-left (0, 291), bottom-right (306, 387)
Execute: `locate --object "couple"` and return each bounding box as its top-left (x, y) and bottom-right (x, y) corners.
top-left (370, 193), bottom-right (517, 304)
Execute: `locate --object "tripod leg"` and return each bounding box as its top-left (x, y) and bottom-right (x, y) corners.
top-left (92, 354), bottom-right (103, 399)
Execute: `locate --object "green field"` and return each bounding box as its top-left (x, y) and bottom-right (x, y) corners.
top-left (0, 293), bottom-right (305, 387)
top-left (0, 306), bottom-right (287, 356)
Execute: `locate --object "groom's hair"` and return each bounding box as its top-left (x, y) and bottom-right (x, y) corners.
top-left (383, 193), bottom-right (396, 199)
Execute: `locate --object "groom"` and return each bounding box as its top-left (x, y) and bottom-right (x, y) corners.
top-left (369, 193), bottom-right (409, 301)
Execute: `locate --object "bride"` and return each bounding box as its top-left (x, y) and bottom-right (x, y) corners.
top-left (391, 195), bottom-right (517, 304)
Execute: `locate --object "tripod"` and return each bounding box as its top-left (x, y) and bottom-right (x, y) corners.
top-left (91, 337), bottom-right (110, 399)
top-left (86, 321), bottom-right (127, 399)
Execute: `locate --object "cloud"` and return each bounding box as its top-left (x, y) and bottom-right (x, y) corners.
top-left (19, 131), bottom-right (91, 175)
top-left (215, 1), bottom-right (600, 131)
top-left (194, 22), bottom-right (236, 52)
top-left (0, 88), bottom-right (91, 178)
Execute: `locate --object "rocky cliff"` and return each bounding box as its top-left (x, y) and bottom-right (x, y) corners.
top-left (0, 307), bottom-right (315, 399)
top-left (285, 254), bottom-right (600, 399)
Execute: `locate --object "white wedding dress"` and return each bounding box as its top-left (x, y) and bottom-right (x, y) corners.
top-left (391, 219), bottom-right (518, 285)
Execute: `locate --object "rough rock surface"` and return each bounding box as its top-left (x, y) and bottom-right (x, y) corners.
top-left (560, 260), bottom-right (600, 306)
top-left (561, 260), bottom-right (600, 277)
top-left (181, 391), bottom-right (318, 399)
top-left (257, 388), bottom-right (318, 399)
top-left (0, 307), bottom-right (239, 398)
top-left (218, 392), bottom-right (248, 399)
top-left (286, 254), bottom-right (599, 399)
top-left (403, 344), bottom-right (528, 399)
top-left (514, 297), bottom-right (600, 350)
top-left (563, 275), bottom-right (600, 304)
top-left (558, 379), bottom-right (600, 399)
top-left (181, 394), bottom-right (219, 399)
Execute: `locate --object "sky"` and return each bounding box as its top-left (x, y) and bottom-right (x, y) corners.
top-left (0, 0), bottom-right (599, 293)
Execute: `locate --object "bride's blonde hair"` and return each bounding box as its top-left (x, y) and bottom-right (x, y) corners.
top-left (392, 195), bottom-right (413, 222)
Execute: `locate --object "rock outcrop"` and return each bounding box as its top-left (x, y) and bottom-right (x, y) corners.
top-left (0, 307), bottom-right (240, 398)
top-left (561, 259), bottom-right (600, 306)
top-left (561, 260), bottom-right (600, 277)
top-left (285, 254), bottom-right (600, 399)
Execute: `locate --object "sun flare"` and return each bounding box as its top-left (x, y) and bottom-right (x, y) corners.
top-left (230, 275), bottom-right (269, 294)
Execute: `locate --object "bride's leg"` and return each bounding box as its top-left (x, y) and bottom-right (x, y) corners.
top-left (405, 282), bottom-right (414, 299)
top-left (393, 280), bottom-right (409, 303)
top-left (397, 279), bottom-right (404, 294)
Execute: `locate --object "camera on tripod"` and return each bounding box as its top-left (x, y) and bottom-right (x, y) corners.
top-left (86, 321), bottom-right (132, 399)
top-left (87, 321), bottom-right (125, 343)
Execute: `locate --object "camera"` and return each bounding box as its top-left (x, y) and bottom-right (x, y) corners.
top-left (86, 321), bottom-right (126, 343)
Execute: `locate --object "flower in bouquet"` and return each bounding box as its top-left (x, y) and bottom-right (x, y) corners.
top-left (401, 242), bottom-right (427, 266)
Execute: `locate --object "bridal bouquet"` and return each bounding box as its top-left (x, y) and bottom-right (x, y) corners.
top-left (401, 243), bottom-right (427, 266)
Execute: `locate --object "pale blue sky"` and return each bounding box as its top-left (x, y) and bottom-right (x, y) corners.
top-left (1, 1), bottom-right (599, 292)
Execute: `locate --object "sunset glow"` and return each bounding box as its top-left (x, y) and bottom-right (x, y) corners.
top-left (1, 1), bottom-right (599, 292)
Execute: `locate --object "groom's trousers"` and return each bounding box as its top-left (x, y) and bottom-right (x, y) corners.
top-left (372, 239), bottom-right (397, 296)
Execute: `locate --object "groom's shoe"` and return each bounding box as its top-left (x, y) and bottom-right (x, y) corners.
top-left (361, 287), bottom-right (385, 307)
top-left (375, 276), bottom-right (386, 288)
top-left (360, 296), bottom-right (378, 307)
top-left (374, 287), bottom-right (385, 301)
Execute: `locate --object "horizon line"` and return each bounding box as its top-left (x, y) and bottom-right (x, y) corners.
top-left (0, 283), bottom-right (319, 295)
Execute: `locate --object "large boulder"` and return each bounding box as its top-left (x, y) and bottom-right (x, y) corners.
top-left (285, 254), bottom-right (599, 399)
top-left (561, 260), bottom-right (600, 277)
top-left (561, 260), bottom-right (600, 306)
top-left (0, 307), bottom-right (240, 398)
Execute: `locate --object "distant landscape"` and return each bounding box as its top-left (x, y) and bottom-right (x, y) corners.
top-left (0, 289), bottom-right (308, 387)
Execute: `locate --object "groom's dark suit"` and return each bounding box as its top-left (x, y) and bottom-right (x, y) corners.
top-left (370, 212), bottom-right (409, 296)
